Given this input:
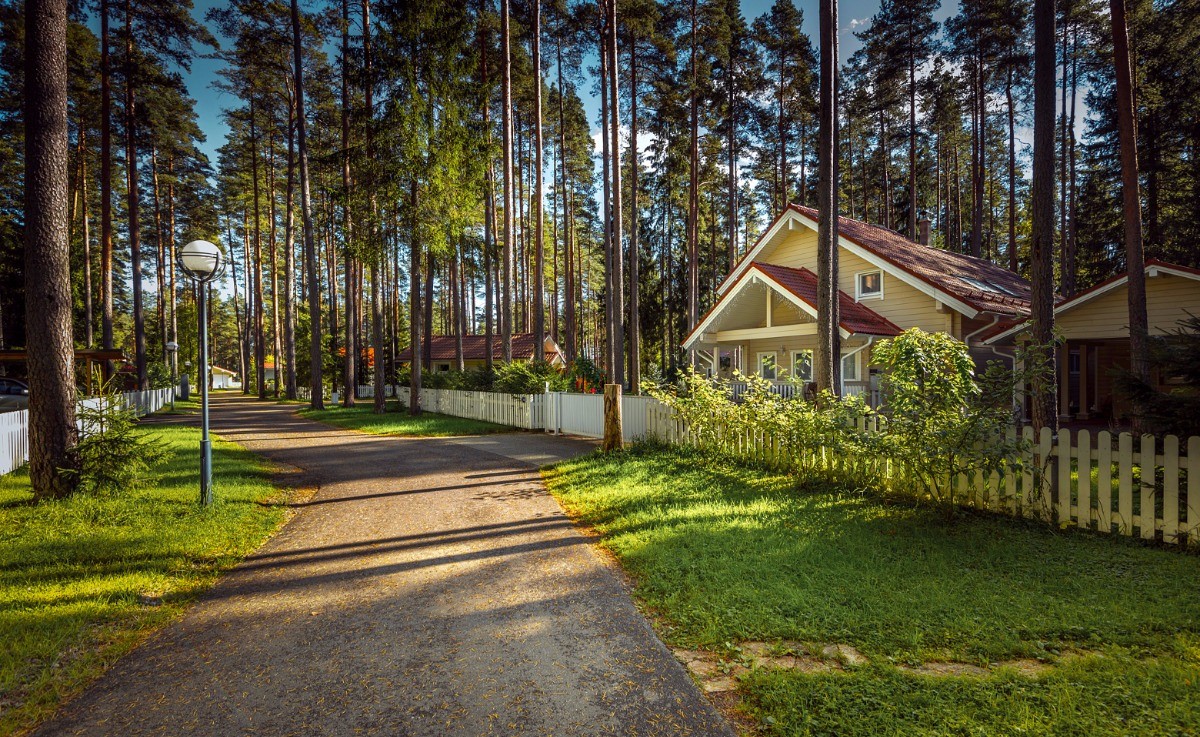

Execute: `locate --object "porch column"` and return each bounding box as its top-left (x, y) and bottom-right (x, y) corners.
top-left (1058, 341), bottom-right (1071, 420)
top-left (1077, 343), bottom-right (1090, 420)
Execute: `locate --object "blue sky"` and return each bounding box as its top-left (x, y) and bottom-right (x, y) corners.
top-left (181, 0), bottom-right (960, 168)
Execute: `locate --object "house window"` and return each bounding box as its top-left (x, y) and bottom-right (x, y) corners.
top-left (438, 363), bottom-right (451, 373)
top-left (842, 352), bottom-right (860, 382)
top-left (856, 270), bottom-right (883, 300)
top-left (758, 352), bottom-right (778, 381)
top-left (792, 350), bottom-right (813, 382)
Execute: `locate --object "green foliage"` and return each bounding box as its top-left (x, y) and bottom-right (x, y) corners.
top-left (645, 367), bottom-right (877, 487)
top-left (567, 358), bottom-right (605, 394)
top-left (70, 383), bottom-right (167, 497)
top-left (146, 362), bottom-right (176, 391)
top-left (492, 360), bottom-right (568, 395)
top-left (872, 329), bottom-right (1025, 506)
top-left (1114, 315), bottom-right (1200, 437)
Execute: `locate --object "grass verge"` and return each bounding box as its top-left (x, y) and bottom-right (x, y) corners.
top-left (298, 401), bottom-right (510, 437)
top-left (0, 422), bottom-right (298, 735)
top-left (543, 443), bottom-right (1200, 736)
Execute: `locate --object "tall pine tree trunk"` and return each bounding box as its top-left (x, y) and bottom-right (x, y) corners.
top-left (815, 0), bottom-right (840, 394)
top-left (607, 0), bottom-right (624, 387)
top-left (125, 0), bottom-right (147, 389)
top-left (100, 0), bottom-right (114, 362)
top-left (283, 93), bottom-right (298, 399)
top-left (1109, 0), bottom-right (1149, 391)
top-left (501, 0), bottom-right (515, 362)
top-left (1030, 0), bottom-right (1057, 433)
top-left (341, 0), bottom-right (357, 407)
top-left (25, 0), bottom-right (79, 499)
top-left (628, 27), bottom-right (641, 393)
top-left (532, 0), bottom-right (545, 361)
top-left (292, 0), bottom-right (322, 409)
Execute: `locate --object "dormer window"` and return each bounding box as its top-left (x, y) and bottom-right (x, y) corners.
top-left (856, 270), bottom-right (883, 301)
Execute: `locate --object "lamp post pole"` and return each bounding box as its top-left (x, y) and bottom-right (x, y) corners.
top-left (179, 240), bottom-right (223, 507)
top-left (198, 281), bottom-right (212, 506)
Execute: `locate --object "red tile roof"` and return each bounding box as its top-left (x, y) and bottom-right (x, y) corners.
top-left (789, 205), bottom-right (1034, 317)
top-left (397, 333), bottom-right (549, 362)
top-left (755, 263), bottom-right (904, 337)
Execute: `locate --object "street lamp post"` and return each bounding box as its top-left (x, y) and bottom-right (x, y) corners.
top-left (179, 240), bottom-right (224, 507)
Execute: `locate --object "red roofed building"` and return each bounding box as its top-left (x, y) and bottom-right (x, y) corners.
top-left (397, 333), bottom-right (566, 372)
top-left (683, 205), bottom-right (1036, 400)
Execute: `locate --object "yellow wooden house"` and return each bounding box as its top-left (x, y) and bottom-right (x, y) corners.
top-left (682, 204), bottom-right (1034, 401)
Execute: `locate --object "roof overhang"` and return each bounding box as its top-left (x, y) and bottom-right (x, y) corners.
top-left (684, 265), bottom-right (849, 350)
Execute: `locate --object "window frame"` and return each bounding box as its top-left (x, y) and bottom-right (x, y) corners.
top-left (792, 350), bottom-right (814, 382)
top-left (841, 352), bottom-right (860, 382)
top-left (855, 270), bottom-right (884, 301)
top-left (757, 351), bottom-right (778, 381)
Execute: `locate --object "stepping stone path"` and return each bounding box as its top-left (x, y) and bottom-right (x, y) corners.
top-left (672, 641), bottom-right (1057, 693)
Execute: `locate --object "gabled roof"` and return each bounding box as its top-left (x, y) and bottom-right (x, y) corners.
top-left (683, 262), bottom-right (902, 348)
top-left (720, 205), bottom-right (1034, 319)
top-left (754, 263), bottom-right (904, 337)
top-left (980, 259), bottom-right (1200, 344)
top-left (397, 333), bottom-right (559, 362)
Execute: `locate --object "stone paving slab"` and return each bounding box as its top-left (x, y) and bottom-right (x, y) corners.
top-left (35, 394), bottom-right (732, 737)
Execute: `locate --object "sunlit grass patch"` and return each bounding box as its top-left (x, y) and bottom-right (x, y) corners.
top-left (0, 424), bottom-right (295, 735)
top-left (298, 401), bottom-right (511, 437)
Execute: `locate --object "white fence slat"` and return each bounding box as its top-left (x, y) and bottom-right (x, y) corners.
top-left (1163, 435), bottom-right (1179, 543)
top-left (1188, 437), bottom-right (1200, 544)
top-left (1097, 431), bottom-right (1113, 534)
top-left (1057, 428), bottom-right (1072, 525)
top-left (1077, 429), bottom-right (1092, 531)
top-left (1118, 433), bottom-right (1134, 535)
top-left (1140, 433), bottom-right (1156, 540)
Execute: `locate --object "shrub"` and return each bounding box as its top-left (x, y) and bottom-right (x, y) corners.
top-left (70, 382), bottom-right (166, 496)
top-left (493, 360), bottom-right (568, 395)
top-left (872, 329), bottom-right (1025, 506)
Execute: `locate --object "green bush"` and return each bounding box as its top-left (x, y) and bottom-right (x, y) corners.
top-left (70, 382), bottom-right (167, 496)
top-left (493, 360), bottom-right (568, 395)
top-left (872, 328), bottom-right (1026, 506)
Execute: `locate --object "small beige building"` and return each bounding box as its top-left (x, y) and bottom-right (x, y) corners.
top-left (983, 260), bottom-right (1200, 422)
top-left (682, 205), bottom-right (1033, 401)
top-left (397, 333), bottom-right (566, 372)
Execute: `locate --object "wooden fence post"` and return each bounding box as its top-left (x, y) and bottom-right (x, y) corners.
top-left (602, 384), bottom-right (623, 452)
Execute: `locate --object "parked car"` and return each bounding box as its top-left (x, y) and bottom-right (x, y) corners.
top-left (0, 378), bottom-right (29, 412)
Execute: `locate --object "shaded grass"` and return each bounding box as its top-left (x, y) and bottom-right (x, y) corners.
top-left (0, 424), bottom-right (296, 735)
top-left (298, 401), bottom-right (510, 437)
top-left (543, 444), bottom-right (1200, 736)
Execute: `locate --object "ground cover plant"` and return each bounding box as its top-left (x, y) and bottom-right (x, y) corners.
top-left (544, 444), bottom-right (1200, 736)
top-left (0, 423), bottom-right (296, 735)
top-left (298, 401), bottom-right (509, 437)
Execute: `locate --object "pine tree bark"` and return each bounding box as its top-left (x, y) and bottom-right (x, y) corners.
top-left (686, 0), bottom-right (699, 366)
top-left (292, 0), bottom-right (323, 409)
top-left (24, 0), bottom-right (79, 499)
top-left (532, 0), bottom-right (545, 361)
top-left (628, 24), bottom-right (641, 393)
top-left (100, 0), bottom-right (114, 361)
top-left (283, 92), bottom-right (298, 399)
top-left (1109, 0), bottom-right (1149, 389)
top-left (815, 0), bottom-right (840, 394)
top-left (341, 0), bottom-right (357, 407)
top-left (125, 0), bottom-right (147, 390)
top-left (1030, 0), bottom-right (1057, 433)
top-left (500, 0), bottom-right (515, 362)
top-left (607, 0), bottom-right (624, 387)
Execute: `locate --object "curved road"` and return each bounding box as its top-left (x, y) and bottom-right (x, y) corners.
top-left (35, 394), bottom-right (732, 736)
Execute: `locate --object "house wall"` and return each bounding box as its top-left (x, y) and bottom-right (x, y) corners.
top-left (766, 227), bottom-right (958, 335)
top-left (1056, 273), bottom-right (1200, 339)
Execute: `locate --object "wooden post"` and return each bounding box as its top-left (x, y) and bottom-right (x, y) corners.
top-left (602, 383), bottom-right (623, 452)
top-left (1058, 341), bottom-right (1071, 420)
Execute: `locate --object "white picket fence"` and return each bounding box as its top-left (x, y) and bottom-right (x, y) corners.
top-left (0, 388), bottom-right (176, 477)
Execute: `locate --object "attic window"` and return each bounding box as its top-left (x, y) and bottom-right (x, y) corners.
top-left (856, 271), bottom-right (883, 300)
top-left (958, 276), bottom-right (1018, 296)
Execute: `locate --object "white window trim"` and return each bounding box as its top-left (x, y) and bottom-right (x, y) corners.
top-left (841, 352), bottom-right (860, 382)
top-left (757, 351), bottom-right (778, 380)
top-left (792, 350), bottom-right (814, 381)
top-left (855, 270), bottom-right (884, 301)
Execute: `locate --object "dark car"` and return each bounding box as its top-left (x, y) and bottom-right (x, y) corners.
top-left (0, 378), bottom-right (29, 412)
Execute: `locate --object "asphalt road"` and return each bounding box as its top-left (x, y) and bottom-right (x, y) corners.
top-left (35, 394), bottom-right (733, 737)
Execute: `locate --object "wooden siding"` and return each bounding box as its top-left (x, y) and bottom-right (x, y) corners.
top-left (767, 226), bottom-right (957, 334)
top-left (1056, 273), bottom-right (1200, 339)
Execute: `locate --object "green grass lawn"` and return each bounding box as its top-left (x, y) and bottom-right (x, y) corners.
top-left (544, 444), bottom-right (1200, 736)
top-left (0, 423), bottom-right (297, 735)
top-left (298, 401), bottom-right (510, 437)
